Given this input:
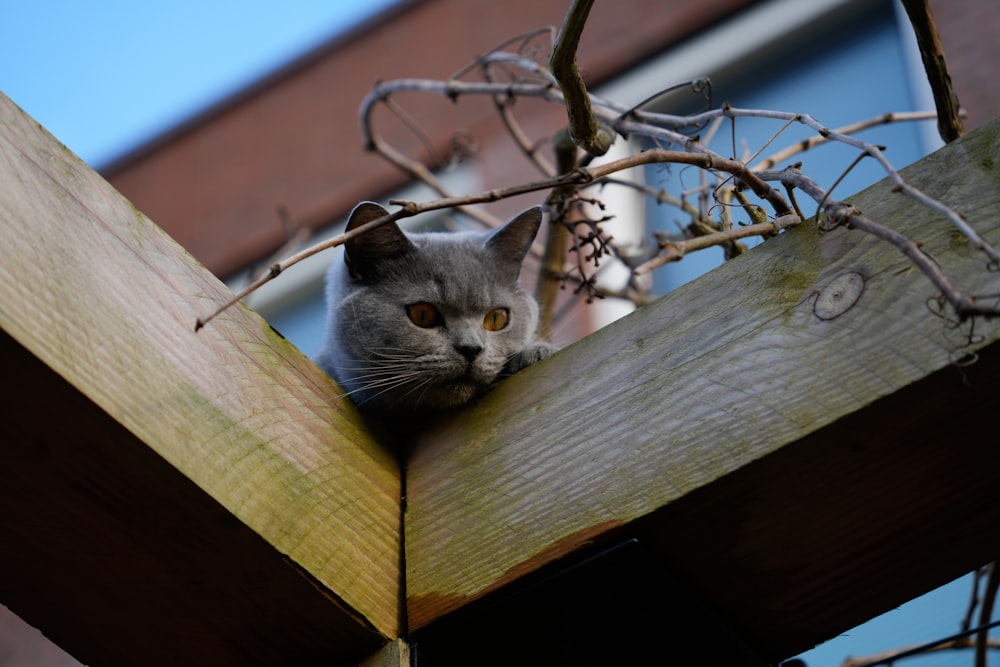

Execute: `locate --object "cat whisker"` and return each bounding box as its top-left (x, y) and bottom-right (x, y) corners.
top-left (330, 357), bottom-right (433, 399)
top-left (368, 349), bottom-right (422, 361)
top-left (338, 372), bottom-right (437, 407)
top-left (393, 374), bottom-right (443, 405)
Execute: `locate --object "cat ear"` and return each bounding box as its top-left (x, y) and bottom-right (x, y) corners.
top-left (485, 206), bottom-right (543, 265)
top-left (344, 201), bottom-right (413, 279)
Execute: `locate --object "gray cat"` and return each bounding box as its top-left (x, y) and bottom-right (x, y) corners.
top-left (316, 201), bottom-right (555, 413)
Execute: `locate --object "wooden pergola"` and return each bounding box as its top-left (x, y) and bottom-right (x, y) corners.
top-left (2, 91), bottom-right (998, 665)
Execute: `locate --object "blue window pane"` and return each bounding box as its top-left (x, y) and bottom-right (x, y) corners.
top-left (261, 290), bottom-right (327, 359)
top-left (646, 2), bottom-right (932, 295)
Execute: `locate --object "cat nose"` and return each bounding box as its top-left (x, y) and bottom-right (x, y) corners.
top-left (455, 343), bottom-right (483, 361)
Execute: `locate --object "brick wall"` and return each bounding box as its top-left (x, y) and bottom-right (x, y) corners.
top-left (931, 0), bottom-right (1000, 130)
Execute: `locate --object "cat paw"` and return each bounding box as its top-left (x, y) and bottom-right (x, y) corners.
top-left (501, 342), bottom-right (557, 377)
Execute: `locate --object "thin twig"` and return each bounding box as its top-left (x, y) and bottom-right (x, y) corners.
top-left (751, 111), bottom-right (939, 171)
top-left (195, 207), bottom-right (397, 331)
top-left (635, 214), bottom-right (801, 274)
top-left (964, 567), bottom-right (985, 633)
top-left (199, 52), bottom-right (998, 330)
top-left (977, 562), bottom-right (999, 667)
top-left (760, 166), bottom-right (1000, 319)
top-left (648, 105), bottom-right (1000, 266)
top-left (838, 637), bottom-right (1000, 667)
top-left (482, 61), bottom-right (557, 178)
top-left (450, 27), bottom-right (555, 81)
top-left (196, 143), bottom-right (792, 330)
top-left (195, 164), bottom-right (606, 330)
top-left (365, 131), bottom-right (503, 231)
top-left (243, 206), bottom-right (312, 294)
top-left (361, 77), bottom-right (995, 269)
top-left (837, 619), bottom-right (1000, 667)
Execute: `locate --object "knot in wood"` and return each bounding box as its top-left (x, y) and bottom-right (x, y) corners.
top-left (814, 272), bottom-right (865, 320)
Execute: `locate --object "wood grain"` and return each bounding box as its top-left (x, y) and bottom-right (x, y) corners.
top-left (0, 91), bottom-right (400, 663)
top-left (406, 116), bottom-right (1000, 657)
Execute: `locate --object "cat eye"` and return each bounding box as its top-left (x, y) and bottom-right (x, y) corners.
top-left (483, 307), bottom-right (509, 331)
top-left (406, 302), bottom-right (443, 328)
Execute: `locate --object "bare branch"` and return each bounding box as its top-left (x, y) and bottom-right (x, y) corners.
top-left (963, 566), bottom-right (985, 633)
top-left (537, 129), bottom-right (581, 339)
top-left (198, 42), bottom-right (999, 335)
top-left (195, 143), bottom-right (792, 331)
top-left (759, 166), bottom-right (1000, 319)
top-left (635, 214), bottom-right (801, 275)
top-left (629, 105), bottom-right (1000, 266)
top-left (976, 562), bottom-right (999, 667)
top-left (481, 60), bottom-right (557, 178)
top-left (451, 27), bottom-right (556, 82)
top-left (364, 129), bottom-right (504, 231)
top-left (750, 111), bottom-right (940, 171)
top-left (549, 0), bottom-right (615, 155)
top-left (195, 163), bottom-right (608, 330)
top-left (837, 636), bottom-right (1000, 667)
top-left (362, 78), bottom-right (992, 267)
top-left (899, 0), bottom-right (965, 142)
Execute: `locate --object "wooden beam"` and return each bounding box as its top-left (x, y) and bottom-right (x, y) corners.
top-left (0, 91), bottom-right (400, 664)
top-left (359, 639), bottom-right (410, 667)
top-left (406, 117), bottom-right (1000, 661)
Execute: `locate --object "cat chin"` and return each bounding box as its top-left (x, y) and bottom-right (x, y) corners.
top-left (423, 377), bottom-right (485, 409)
top-left (355, 376), bottom-right (483, 413)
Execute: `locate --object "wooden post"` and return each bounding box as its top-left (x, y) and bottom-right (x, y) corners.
top-left (0, 91), bottom-right (401, 665)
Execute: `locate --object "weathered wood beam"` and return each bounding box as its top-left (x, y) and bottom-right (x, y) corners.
top-left (359, 639), bottom-right (410, 667)
top-left (407, 117), bottom-right (1000, 661)
top-left (0, 91), bottom-right (400, 665)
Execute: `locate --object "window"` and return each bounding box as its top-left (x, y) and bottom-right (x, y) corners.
top-left (597, 0), bottom-right (938, 296)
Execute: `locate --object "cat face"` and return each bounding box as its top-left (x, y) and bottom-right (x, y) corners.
top-left (316, 202), bottom-right (543, 413)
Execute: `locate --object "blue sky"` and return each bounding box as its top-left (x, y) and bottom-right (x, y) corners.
top-left (796, 573), bottom-right (979, 667)
top-left (0, 1), bottom-right (398, 168)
